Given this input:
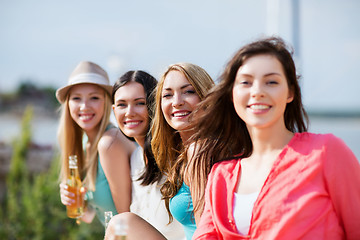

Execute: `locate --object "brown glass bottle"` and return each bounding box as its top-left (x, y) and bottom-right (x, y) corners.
top-left (66, 155), bottom-right (84, 219)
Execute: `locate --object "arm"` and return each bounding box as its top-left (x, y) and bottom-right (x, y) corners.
top-left (104, 212), bottom-right (166, 240)
top-left (98, 128), bottom-right (135, 213)
top-left (324, 135), bottom-right (360, 240)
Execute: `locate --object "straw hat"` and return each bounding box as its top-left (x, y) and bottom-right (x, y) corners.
top-left (56, 61), bottom-right (112, 104)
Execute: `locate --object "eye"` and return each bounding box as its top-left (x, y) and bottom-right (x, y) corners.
top-left (70, 96), bottom-right (81, 101)
top-left (90, 96), bottom-right (100, 100)
top-left (185, 90), bottom-right (196, 94)
top-left (116, 103), bottom-right (126, 108)
top-left (238, 80), bottom-right (252, 86)
top-left (137, 101), bottom-right (146, 106)
top-left (267, 80), bottom-right (278, 85)
top-left (162, 93), bottom-right (172, 98)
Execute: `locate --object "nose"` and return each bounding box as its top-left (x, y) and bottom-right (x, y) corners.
top-left (79, 100), bottom-right (88, 110)
top-left (172, 93), bottom-right (184, 108)
top-left (250, 81), bottom-right (265, 99)
top-left (125, 104), bottom-right (136, 117)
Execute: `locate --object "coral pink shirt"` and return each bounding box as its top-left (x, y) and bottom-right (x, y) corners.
top-left (193, 133), bottom-right (360, 240)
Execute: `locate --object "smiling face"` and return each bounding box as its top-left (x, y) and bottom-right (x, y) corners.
top-left (232, 54), bottom-right (294, 131)
top-left (161, 70), bottom-right (201, 134)
top-left (112, 81), bottom-right (149, 146)
top-left (68, 83), bottom-right (105, 135)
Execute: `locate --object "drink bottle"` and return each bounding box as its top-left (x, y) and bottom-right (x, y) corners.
top-left (114, 217), bottom-right (128, 240)
top-left (104, 211), bottom-right (113, 230)
top-left (66, 155), bottom-right (84, 219)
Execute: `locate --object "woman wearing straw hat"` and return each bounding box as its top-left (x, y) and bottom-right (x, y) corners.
top-left (57, 61), bottom-right (136, 226)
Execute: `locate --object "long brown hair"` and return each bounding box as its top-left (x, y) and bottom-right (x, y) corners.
top-left (189, 36), bottom-right (309, 214)
top-left (151, 62), bottom-right (214, 221)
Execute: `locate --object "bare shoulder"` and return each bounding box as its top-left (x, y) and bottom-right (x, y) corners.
top-left (98, 128), bottom-right (135, 154)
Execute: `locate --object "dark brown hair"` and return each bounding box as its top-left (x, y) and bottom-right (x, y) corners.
top-left (112, 70), bottom-right (161, 185)
top-left (189, 36), bottom-right (309, 213)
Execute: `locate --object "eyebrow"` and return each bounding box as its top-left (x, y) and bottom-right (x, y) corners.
top-left (264, 72), bottom-right (282, 77)
top-left (238, 72), bottom-right (282, 77)
top-left (116, 97), bottom-right (145, 101)
top-left (163, 83), bottom-right (192, 91)
top-left (70, 91), bottom-right (102, 96)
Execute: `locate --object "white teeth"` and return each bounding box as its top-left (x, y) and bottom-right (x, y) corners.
top-left (173, 112), bottom-right (189, 117)
top-left (126, 121), bottom-right (140, 126)
top-left (250, 105), bottom-right (269, 110)
top-left (80, 115), bottom-right (92, 120)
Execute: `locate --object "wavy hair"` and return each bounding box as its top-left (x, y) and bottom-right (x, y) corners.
top-left (112, 70), bottom-right (161, 185)
top-left (188, 36), bottom-right (309, 214)
top-left (151, 62), bottom-right (214, 221)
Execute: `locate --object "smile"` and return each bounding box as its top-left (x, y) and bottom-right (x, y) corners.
top-left (79, 113), bottom-right (94, 121)
top-left (249, 104), bottom-right (270, 110)
top-left (124, 120), bottom-right (142, 127)
top-left (172, 111), bottom-right (191, 118)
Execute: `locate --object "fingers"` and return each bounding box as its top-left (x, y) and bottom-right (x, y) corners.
top-left (59, 183), bottom-right (75, 206)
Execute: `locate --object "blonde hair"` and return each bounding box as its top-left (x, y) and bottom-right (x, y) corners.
top-left (58, 86), bottom-right (111, 191)
top-left (151, 62), bottom-right (214, 221)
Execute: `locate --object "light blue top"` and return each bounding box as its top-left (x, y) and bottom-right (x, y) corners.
top-left (85, 125), bottom-right (117, 226)
top-left (86, 159), bottom-right (117, 226)
top-left (169, 182), bottom-right (196, 240)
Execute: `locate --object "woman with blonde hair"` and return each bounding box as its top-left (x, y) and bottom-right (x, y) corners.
top-left (57, 61), bottom-right (135, 226)
top-left (104, 62), bottom-right (214, 240)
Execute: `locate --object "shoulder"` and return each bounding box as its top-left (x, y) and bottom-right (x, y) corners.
top-left (98, 127), bottom-right (134, 153)
top-left (210, 158), bottom-right (240, 178)
top-left (291, 132), bottom-right (357, 166)
top-left (293, 132), bottom-right (348, 151)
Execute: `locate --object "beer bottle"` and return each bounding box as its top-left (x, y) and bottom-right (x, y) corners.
top-left (66, 155), bottom-right (84, 219)
top-left (114, 217), bottom-right (128, 240)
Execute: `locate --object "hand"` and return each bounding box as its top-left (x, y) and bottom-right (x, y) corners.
top-left (59, 182), bottom-right (74, 206)
top-left (59, 183), bottom-right (87, 206)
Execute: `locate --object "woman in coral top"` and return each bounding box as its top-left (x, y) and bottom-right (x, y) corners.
top-left (190, 37), bottom-right (360, 239)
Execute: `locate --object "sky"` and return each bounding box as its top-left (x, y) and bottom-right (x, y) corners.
top-left (1, 0), bottom-right (360, 112)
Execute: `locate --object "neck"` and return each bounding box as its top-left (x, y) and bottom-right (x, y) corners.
top-left (179, 129), bottom-right (193, 143)
top-left (135, 137), bottom-right (145, 149)
top-left (84, 124), bottom-right (101, 144)
top-left (247, 122), bottom-right (294, 157)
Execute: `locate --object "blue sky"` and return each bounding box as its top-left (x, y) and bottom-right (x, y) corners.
top-left (1, 0), bottom-right (359, 112)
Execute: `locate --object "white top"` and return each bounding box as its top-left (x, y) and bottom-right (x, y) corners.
top-left (233, 191), bottom-right (259, 235)
top-left (130, 146), bottom-right (185, 240)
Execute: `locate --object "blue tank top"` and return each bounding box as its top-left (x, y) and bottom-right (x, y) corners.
top-left (86, 125), bottom-right (117, 226)
top-left (86, 157), bottom-right (118, 226)
top-left (169, 182), bottom-right (196, 240)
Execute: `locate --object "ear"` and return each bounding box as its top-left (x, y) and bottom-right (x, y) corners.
top-left (287, 89), bottom-right (294, 103)
top-left (112, 104), bottom-right (115, 111)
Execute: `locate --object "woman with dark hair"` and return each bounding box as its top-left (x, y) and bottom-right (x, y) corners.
top-left (191, 37), bottom-right (360, 239)
top-left (111, 70), bottom-right (185, 239)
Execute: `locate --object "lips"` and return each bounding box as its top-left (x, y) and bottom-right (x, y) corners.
top-left (124, 120), bottom-right (142, 128)
top-left (248, 103), bottom-right (271, 113)
top-left (172, 111), bottom-right (191, 118)
top-left (79, 113), bottom-right (95, 121)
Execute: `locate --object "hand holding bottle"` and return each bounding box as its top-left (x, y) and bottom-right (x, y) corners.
top-left (59, 183), bottom-right (86, 206)
top-left (64, 155), bottom-right (85, 219)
